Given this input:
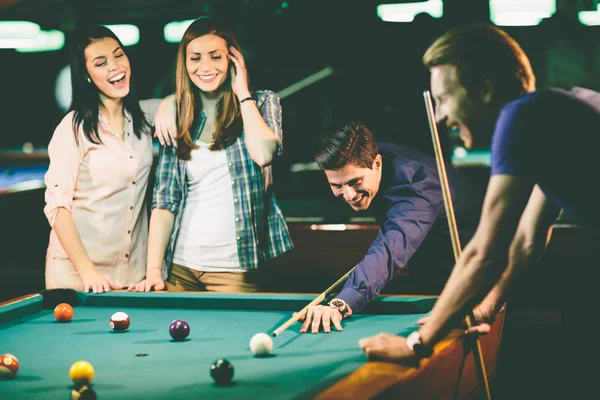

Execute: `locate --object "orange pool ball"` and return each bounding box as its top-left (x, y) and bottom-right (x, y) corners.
top-left (54, 303), bottom-right (74, 322)
top-left (69, 361), bottom-right (94, 385)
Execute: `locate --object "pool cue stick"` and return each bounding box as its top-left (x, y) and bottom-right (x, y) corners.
top-left (423, 90), bottom-right (492, 400)
top-left (271, 266), bottom-right (357, 337)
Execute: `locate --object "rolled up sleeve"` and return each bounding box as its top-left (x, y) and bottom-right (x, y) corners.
top-left (152, 142), bottom-right (181, 214)
top-left (43, 114), bottom-right (84, 227)
top-left (258, 90), bottom-right (283, 156)
top-left (338, 187), bottom-right (438, 313)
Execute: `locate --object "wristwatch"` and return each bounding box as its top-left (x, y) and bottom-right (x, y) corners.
top-left (328, 298), bottom-right (352, 319)
top-left (406, 330), bottom-right (432, 358)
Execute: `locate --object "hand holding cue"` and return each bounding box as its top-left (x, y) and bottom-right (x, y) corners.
top-left (423, 90), bottom-right (492, 400)
top-left (271, 266), bottom-right (357, 337)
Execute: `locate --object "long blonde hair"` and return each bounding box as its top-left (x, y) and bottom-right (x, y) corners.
top-left (175, 17), bottom-right (246, 160)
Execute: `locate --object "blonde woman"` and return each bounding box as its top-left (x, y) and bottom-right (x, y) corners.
top-left (130, 17), bottom-right (292, 293)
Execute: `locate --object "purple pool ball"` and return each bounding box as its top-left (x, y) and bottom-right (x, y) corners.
top-left (169, 320), bottom-right (190, 341)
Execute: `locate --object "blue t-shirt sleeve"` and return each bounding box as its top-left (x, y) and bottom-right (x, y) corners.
top-left (491, 102), bottom-right (536, 177)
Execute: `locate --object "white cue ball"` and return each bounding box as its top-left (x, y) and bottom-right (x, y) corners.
top-left (250, 333), bottom-right (273, 357)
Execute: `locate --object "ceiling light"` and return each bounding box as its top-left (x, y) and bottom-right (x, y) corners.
top-left (164, 19), bottom-right (195, 43)
top-left (104, 24), bottom-right (140, 46)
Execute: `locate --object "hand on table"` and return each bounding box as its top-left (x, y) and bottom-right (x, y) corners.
top-left (154, 95), bottom-right (177, 146)
top-left (358, 333), bottom-right (417, 363)
top-left (128, 269), bottom-right (165, 292)
top-left (80, 271), bottom-right (122, 294)
top-left (297, 305), bottom-right (343, 334)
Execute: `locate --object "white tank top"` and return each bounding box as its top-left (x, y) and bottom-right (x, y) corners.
top-left (172, 141), bottom-right (242, 272)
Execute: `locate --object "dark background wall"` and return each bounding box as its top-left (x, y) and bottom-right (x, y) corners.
top-left (2, 0), bottom-right (600, 293)
top-left (2, 0), bottom-right (600, 165)
top-left (2, 5), bottom-right (600, 397)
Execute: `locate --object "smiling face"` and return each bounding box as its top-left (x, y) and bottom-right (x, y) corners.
top-left (186, 33), bottom-right (230, 93)
top-left (430, 64), bottom-right (495, 149)
top-left (84, 37), bottom-right (130, 103)
top-left (324, 155), bottom-right (383, 212)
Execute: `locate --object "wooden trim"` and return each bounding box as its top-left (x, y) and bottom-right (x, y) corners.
top-left (0, 293), bottom-right (40, 308)
top-left (290, 223), bottom-right (379, 231)
top-left (316, 309), bottom-right (505, 399)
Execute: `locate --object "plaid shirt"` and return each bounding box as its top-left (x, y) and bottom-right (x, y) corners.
top-left (152, 90), bottom-right (293, 278)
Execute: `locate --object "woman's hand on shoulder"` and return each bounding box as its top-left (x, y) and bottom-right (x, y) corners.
top-left (154, 95), bottom-right (177, 147)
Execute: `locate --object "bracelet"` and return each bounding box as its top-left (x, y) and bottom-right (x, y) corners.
top-left (146, 267), bottom-right (162, 273)
top-left (240, 96), bottom-right (255, 104)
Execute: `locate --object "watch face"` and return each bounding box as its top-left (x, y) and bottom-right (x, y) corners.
top-left (330, 300), bottom-right (346, 311)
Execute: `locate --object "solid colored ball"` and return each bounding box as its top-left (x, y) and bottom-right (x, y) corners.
top-left (0, 353), bottom-right (19, 380)
top-left (210, 358), bottom-right (234, 385)
top-left (110, 312), bottom-right (130, 332)
top-left (54, 303), bottom-right (74, 322)
top-left (249, 332), bottom-right (273, 357)
top-left (69, 361), bottom-right (95, 385)
top-left (169, 320), bottom-right (190, 341)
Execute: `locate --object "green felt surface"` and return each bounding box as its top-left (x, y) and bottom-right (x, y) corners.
top-left (0, 292), bottom-right (435, 400)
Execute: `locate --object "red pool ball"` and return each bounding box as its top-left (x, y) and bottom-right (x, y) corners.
top-left (54, 303), bottom-right (74, 322)
top-left (169, 319), bottom-right (190, 341)
top-left (110, 312), bottom-right (130, 332)
top-left (0, 353), bottom-right (19, 380)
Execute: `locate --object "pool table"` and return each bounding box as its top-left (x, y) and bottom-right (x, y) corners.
top-left (0, 164), bottom-right (47, 194)
top-left (0, 290), bottom-right (504, 399)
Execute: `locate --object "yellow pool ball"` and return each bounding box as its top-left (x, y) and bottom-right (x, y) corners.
top-left (69, 361), bottom-right (94, 385)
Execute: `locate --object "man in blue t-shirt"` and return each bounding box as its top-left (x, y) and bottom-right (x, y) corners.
top-left (492, 86), bottom-right (600, 230)
top-left (358, 24), bottom-right (600, 373)
top-left (297, 121), bottom-right (481, 333)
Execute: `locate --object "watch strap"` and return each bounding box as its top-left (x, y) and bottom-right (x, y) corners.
top-left (406, 330), bottom-right (433, 358)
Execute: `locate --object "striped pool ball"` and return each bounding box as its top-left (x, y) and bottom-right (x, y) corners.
top-left (110, 312), bottom-right (130, 332)
top-left (0, 354), bottom-right (19, 380)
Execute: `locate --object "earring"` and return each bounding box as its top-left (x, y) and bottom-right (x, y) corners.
top-left (86, 77), bottom-right (91, 83)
